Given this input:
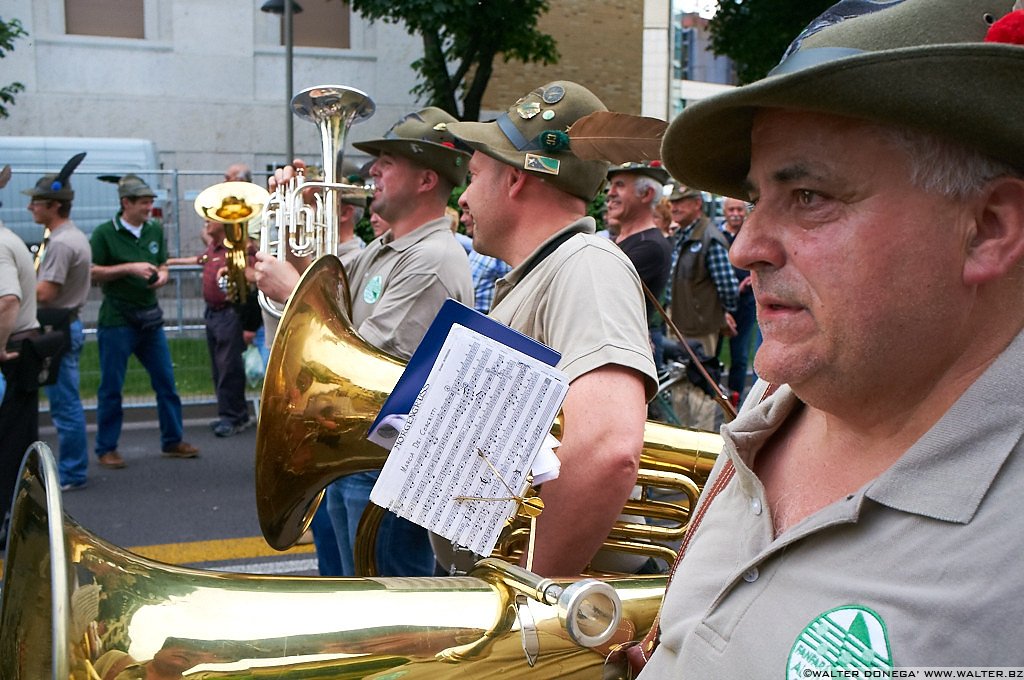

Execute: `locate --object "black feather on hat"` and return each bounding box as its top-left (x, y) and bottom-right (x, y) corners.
top-left (22, 152), bottom-right (87, 201)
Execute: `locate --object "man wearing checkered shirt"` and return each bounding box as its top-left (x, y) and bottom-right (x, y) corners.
top-left (665, 186), bottom-right (738, 429)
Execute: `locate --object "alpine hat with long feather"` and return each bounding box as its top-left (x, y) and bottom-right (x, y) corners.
top-left (662, 0), bottom-right (1024, 200)
top-left (22, 152), bottom-right (87, 202)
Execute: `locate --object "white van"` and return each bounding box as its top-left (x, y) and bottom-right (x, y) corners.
top-left (0, 136), bottom-right (164, 249)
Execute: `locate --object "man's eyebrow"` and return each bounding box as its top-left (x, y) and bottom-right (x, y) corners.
top-left (773, 163), bottom-right (815, 183)
top-left (744, 163), bottom-right (826, 194)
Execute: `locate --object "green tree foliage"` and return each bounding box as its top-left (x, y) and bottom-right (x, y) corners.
top-left (348, 0), bottom-right (558, 121)
top-left (0, 17), bottom-right (27, 118)
top-left (708, 0), bottom-right (834, 84)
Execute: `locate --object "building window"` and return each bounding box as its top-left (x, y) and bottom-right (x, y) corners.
top-left (283, 0), bottom-right (350, 49)
top-left (65, 0), bottom-right (144, 39)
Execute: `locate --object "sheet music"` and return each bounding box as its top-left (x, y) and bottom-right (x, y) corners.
top-left (370, 323), bottom-right (569, 556)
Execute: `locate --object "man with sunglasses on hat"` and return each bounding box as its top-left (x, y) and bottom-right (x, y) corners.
top-left (448, 81), bottom-right (659, 577)
top-left (256, 107), bottom-right (474, 577)
top-left (637, 1), bottom-right (1024, 675)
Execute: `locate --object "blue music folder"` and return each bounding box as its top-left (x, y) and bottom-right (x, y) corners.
top-left (368, 299), bottom-right (561, 439)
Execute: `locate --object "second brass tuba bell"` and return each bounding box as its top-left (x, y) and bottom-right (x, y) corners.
top-left (255, 255), bottom-right (724, 572)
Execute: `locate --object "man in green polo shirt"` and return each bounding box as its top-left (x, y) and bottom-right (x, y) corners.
top-left (90, 174), bottom-right (198, 469)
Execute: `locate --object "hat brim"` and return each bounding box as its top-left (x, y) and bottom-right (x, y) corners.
top-left (351, 138), bottom-right (468, 186)
top-left (447, 119), bottom-right (611, 201)
top-left (444, 120), bottom-right (523, 171)
top-left (607, 166), bottom-right (670, 185)
top-left (663, 44), bottom-right (1024, 199)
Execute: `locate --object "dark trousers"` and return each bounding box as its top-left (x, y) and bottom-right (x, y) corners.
top-left (204, 306), bottom-right (249, 425)
top-left (0, 357), bottom-right (39, 530)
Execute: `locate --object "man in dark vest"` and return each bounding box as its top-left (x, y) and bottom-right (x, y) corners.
top-left (666, 184), bottom-right (738, 430)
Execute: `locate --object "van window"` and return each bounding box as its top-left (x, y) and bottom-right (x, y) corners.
top-left (65, 0), bottom-right (144, 39)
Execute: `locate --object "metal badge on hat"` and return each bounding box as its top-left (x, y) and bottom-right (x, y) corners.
top-left (524, 154), bottom-right (560, 175)
top-left (541, 85), bottom-right (565, 104)
top-left (516, 101), bottom-right (541, 119)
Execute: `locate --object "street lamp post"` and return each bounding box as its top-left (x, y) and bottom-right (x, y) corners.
top-left (261, 0), bottom-right (304, 162)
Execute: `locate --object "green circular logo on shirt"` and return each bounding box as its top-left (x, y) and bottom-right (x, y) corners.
top-left (788, 605), bottom-right (892, 679)
top-left (363, 275), bottom-right (383, 304)
top-left (148, 241), bottom-right (159, 255)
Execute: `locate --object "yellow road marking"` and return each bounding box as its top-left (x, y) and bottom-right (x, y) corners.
top-left (0, 537), bottom-right (315, 575)
top-left (127, 536), bottom-right (315, 565)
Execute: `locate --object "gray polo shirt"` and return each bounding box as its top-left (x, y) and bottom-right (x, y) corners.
top-left (36, 220), bottom-right (92, 313)
top-left (643, 329), bottom-right (1024, 677)
top-left (346, 217), bottom-right (473, 360)
top-left (490, 217), bottom-right (657, 398)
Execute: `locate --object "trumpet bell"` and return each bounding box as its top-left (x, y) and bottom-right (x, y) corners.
top-left (194, 181), bottom-right (271, 224)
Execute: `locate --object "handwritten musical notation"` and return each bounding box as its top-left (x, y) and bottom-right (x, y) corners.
top-left (370, 323), bottom-right (569, 557)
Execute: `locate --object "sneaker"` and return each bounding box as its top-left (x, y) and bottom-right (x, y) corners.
top-left (60, 480), bottom-right (89, 492)
top-left (97, 451), bottom-right (127, 469)
top-left (213, 419), bottom-right (253, 438)
top-left (162, 441), bottom-right (199, 458)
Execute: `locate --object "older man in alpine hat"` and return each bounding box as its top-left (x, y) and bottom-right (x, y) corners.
top-left (635, 0), bottom-right (1024, 676)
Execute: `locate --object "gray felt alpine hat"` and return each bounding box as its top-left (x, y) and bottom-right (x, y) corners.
top-left (353, 107), bottom-right (470, 187)
top-left (446, 80), bottom-right (611, 202)
top-left (661, 0), bottom-right (1024, 199)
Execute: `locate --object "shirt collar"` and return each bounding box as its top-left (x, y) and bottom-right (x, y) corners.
top-left (378, 216), bottom-right (451, 253)
top-left (723, 328), bottom-right (1024, 526)
top-left (499, 216), bottom-right (595, 289)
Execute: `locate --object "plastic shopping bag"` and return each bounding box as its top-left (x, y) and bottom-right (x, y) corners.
top-left (243, 344), bottom-right (265, 388)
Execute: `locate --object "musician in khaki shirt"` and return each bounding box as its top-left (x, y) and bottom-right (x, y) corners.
top-left (637, 0), bottom-right (1024, 675)
top-left (450, 81), bottom-right (658, 577)
top-left (256, 106), bottom-right (473, 577)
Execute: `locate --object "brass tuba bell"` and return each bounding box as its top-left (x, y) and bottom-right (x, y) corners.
top-left (193, 181), bottom-right (270, 304)
top-left (255, 255), bottom-right (723, 573)
top-left (1, 442), bottom-right (661, 679)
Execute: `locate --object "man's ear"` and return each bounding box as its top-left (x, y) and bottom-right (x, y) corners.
top-left (507, 166), bottom-right (528, 198)
top-left (964, 176), bottom-right (1024, 286)
top-left (417, 168), bottom-right (440, 194)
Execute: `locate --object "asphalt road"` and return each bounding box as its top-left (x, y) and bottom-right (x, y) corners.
top-left (31, 402), bottom-right (319, 576)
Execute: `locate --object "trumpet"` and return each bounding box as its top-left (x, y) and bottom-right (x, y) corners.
top-left (194, 181), bottom-right (270, 304)
top-left (258, 85), bottom-right (376, 318)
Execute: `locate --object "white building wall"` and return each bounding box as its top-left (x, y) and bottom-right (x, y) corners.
top-left (2, 0), bottom-right (425, 173)
top-left (642, 0), bottom-right (671, 120)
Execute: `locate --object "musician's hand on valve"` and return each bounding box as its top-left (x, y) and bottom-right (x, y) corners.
top-left (268, 159), bottom-right (318, 204)
top-left (268, 159), bottom-right (306, 192)
top-left (254, 250), bottom-right (301, 304)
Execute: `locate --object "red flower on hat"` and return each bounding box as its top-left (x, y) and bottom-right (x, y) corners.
top-left (986, 10), bottom-right (1024, 45)
top-left (650, 160), bottom-right (663, 168)
top-left (441, 142), bottom-right (455, 149)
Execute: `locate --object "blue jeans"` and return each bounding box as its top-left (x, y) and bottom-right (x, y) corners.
top-left (309, 502), bottom-right (343, 576)
top-left (325, 471), bottom-right (435, 577)
top-left (254, 324), bottom-right (271, 368)
top-left (728, 290), bottom-right (759, 401)
top-left (95, 323), bottom-right (184, 454)
top-left (45, 319), bottom-right (89, 485)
